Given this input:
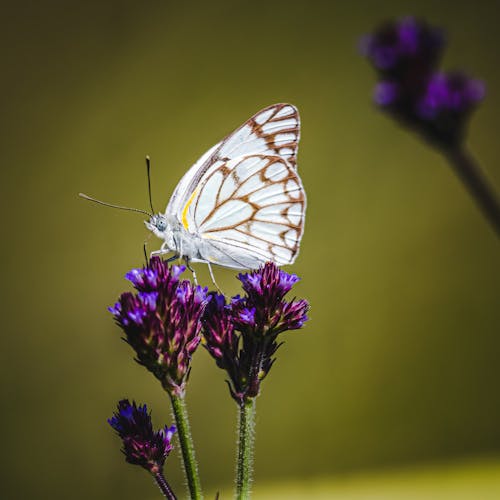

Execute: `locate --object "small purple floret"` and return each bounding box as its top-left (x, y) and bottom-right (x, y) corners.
top-left (171, 265), bottom-right (187, 279)
top-left (108, 302), bottom-right (122, 316)
top-left (237, 307), bottom-right (256, 325)
top-left (138, 292), bottom-right (158, 311)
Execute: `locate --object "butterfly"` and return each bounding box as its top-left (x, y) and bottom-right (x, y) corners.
top-left (81, 103), bottom-right (306, 285)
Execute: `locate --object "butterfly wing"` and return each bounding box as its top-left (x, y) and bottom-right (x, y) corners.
top-left (183, 154), bottom-right (306, 269)
top-left (215, 103), bottom-right (300, 169)
top-left (166, 103), bottom-right (300, 221)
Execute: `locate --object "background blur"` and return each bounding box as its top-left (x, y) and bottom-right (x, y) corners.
top-left (1, 1), bottom-right (499, 498)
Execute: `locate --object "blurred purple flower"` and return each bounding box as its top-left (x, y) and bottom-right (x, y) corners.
top-left (109, 257), bottom-right (208, 396)
top-left (360, 16), bottom-right (484, 147)
top-left (108, 399), bottom-right (176, 474)
top-left (202, 262), bottom-right (309, 404)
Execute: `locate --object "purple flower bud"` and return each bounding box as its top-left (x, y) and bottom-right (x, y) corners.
top-left (108, 399), bottom-right (176, 474)
top-left (109, 257), bottom-right (208, 396)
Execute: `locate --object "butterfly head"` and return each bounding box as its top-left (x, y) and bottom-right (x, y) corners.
top-left (145, 213), bottom-right (169, 238)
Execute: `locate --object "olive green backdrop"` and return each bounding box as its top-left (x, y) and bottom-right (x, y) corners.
top-left (1, 1), bottom-right (499, 498)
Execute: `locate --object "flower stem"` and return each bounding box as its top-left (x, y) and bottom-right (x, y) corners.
top-left (170, 393), bottom-right (203, 499)
top-left (235, 398), bottom-right (257, 500)
top-left (444, 146), bottom-right (500, 237)
top-left (153, 471), bottom-right (177, 500)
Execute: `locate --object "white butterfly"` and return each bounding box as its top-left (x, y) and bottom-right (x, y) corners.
top-left (82, 103), bottom-right (306, 285)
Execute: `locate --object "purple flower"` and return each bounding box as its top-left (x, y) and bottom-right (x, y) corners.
top-left (108, 399), bottom-right (176, 474)
top-left (202, 262), bottom-right (309, 404)
top-left (109, 257), bottom-right (208, 396)
top-left (361, 17), bottom-right (485, 147)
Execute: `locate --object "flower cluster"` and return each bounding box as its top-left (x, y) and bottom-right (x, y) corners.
top-left (360, 16), bottom-right (485, 147)
top-left (202, 262), bottom-right (309, 404)
top-left (108, 399), bottom-right (176, 474)
top-left (109, 257), bottom-right (208, 396)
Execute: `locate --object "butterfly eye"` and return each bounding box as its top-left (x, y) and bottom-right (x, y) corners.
top-left (156, 219), bottom-right (167, 232)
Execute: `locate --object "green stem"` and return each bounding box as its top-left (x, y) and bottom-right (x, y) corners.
top-left (170, 393), bottom-right (203, 499)
top-left (444, 146), bottom-right (500, 237)
top-left (235, 398), bottom-right (257, 500)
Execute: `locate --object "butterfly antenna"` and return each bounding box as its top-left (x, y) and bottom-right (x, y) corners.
top-left (145, 155), bottom-right (155, 214)
top-left (78, 193), bottom-right (152, 217)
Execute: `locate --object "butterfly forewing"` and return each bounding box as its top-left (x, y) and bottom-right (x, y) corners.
top-left (166, 103), bottom-right (300, 221)
top-left (185, 154), bottom-right (305, 268)
top-left (216, 103), bottom-right (300, 169)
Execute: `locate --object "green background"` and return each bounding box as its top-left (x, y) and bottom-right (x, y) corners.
top-left (1, 1), bottom-right (499, 498)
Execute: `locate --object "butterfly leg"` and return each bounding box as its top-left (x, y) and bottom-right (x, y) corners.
top-left (207, 262), bottom-right (222, 293)
top-left (185, 258), bottom-right (198, 286)
top-left (150, 241), bottom-right (170, 258)
top-left (149, 249), bottom-right (180, 265)
top-left (165, 254), bottom-right (180, 263)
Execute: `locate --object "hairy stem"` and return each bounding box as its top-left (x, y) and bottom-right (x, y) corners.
top-left (153, 471), bottom-right (177, 500)
top-left (235, 398), bottom-right (257, 500)
top-left (170, 393), bottom-right (203, 499)
top-left (444, 146), bottom-right (500, 237)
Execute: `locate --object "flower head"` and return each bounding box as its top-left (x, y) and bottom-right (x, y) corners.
top-left (361, 17), bottom-right (485, 147)
top-left (109, 257), bottom-right (208, 396)
top-left (202, 262), bottom-right (309, 403)
top-left (108, 399), bottom-right (176, 474)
